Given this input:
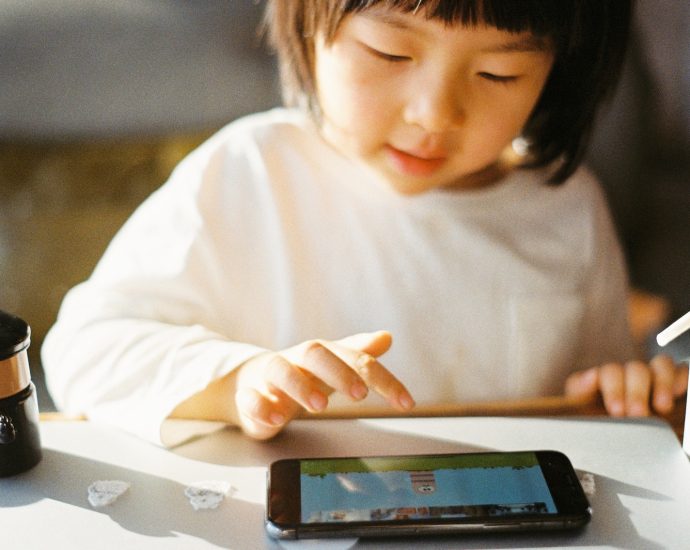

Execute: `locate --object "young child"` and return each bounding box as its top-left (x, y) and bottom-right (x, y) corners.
top-left (42, 0), bottom-right (687, 445)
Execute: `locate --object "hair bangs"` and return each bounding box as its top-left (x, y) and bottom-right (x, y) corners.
top-left (342, 0), bottom-right (570, 41)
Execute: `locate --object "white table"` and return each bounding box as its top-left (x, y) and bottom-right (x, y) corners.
top-left (1, 416), bottom-right (689, 549)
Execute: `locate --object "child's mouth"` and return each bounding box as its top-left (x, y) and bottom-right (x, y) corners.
top-left (384, 145), bottom-right (446, 177)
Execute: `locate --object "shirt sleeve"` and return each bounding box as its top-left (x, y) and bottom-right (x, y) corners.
top-left (41, 135), bottom-right (267, 446)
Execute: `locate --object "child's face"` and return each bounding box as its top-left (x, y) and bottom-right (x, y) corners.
top-left (314, 7), bottom-right (555, 194)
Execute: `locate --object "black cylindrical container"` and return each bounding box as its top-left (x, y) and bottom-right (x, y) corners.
top-left (0, 310), bottom-right (42, 477)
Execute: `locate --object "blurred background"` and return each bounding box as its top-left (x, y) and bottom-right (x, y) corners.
top-left (1, 0), bottom-right (688, 412)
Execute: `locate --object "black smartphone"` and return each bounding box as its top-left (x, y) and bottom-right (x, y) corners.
top-left (266, 450), bottom-right (591, 540)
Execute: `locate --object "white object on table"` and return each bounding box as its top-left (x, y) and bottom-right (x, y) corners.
top-left (656, 309), bottom-right (690, 455)
top-left (656, 309), bottom-right (690, 347)
top-left (1, 416), bottom-right (689, 549)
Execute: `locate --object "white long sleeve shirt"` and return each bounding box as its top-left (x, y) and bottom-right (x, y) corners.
top-left (42, 108), bottom-right (634, 445)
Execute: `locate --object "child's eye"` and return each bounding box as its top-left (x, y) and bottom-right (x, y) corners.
top-left (478, 72), bottom-right (518, 84)
top-left (365, 45), bottom-right (410, 63)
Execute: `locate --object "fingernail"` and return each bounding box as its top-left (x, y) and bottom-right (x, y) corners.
top-left (309, 392), bottom-right (327, 412)
top-left (656, 393), bottom-right (673, 411)
top-left (610, 400), bottom-right (625, 416)
top-left (269, 412), bottom-right (285, 426)
top-left (350, 381), bottom-right (368, 400)
top-left (398, 393), bottom-right (415, 411)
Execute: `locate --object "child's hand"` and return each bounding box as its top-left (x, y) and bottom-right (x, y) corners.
top-left (564, 354), bottom-right (688, 416)
top-left (233, 330), bottom-right (415, 439)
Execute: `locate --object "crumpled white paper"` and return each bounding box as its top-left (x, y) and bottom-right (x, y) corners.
top-left (278, 540), bottom-right (358, 550)
top-left (577, 471), bottom-right (596, 496)
top-left (184, 480), bottom-right (234, 511)
top-left (87, 480), bottom-right (131, 508)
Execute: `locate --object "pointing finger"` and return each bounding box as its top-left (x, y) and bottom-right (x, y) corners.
top-left (325, 341), bottom-right (415, 411)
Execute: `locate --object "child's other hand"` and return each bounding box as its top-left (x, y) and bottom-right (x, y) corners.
top-left (564, 354), bottom-right (689, 416)
top-left (234, 330), bottom-right (415, 439)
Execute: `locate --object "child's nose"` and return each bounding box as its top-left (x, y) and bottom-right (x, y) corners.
top-left (403, 76), bottom-right (464, 132)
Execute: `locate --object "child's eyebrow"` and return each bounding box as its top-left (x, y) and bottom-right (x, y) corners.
top-left (483, 35), bottom-right (550, 53)
top-left (360, 8), bottom-right (417, 31)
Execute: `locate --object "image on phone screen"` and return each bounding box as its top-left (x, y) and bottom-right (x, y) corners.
top-left (301, 452), bottom-right (554, 522)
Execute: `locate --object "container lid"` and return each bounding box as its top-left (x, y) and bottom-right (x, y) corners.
top-left (0, 311), bottom-right (31, 361)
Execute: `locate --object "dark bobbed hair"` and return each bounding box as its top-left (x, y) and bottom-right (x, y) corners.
top-left (264, 0), bottom-right (633, 184)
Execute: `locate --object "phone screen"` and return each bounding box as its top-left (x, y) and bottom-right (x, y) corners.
top-left (300, 452), bottom-right (555, 523)
top-left (266, 450), bottom-right (591, 539)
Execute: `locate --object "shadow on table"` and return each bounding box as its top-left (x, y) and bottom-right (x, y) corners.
top-left (173, 418), bottom-right (492, 467)
top-left (0, 448), bottom-right (269, 549)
